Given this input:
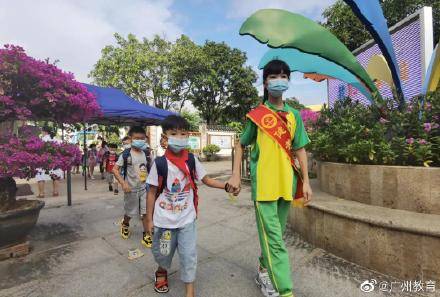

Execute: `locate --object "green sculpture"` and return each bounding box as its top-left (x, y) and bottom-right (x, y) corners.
top-left (239, 9), bottom-right (379, 97)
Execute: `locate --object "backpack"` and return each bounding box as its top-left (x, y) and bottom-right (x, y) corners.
top-left (155, 153), bottom-right (199, 213)
top-left (103, 151), bottom-right (119, 171)
top-left (121, 147), bottom-right (152, 180)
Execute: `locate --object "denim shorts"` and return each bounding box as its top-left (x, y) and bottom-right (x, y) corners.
top-left (152, 221), bottom-right (197, 283)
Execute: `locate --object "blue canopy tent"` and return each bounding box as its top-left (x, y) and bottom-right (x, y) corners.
top-left (84, 84), bottom-right (174, 126)
top-left (65, 84), bottom-right (175, 204)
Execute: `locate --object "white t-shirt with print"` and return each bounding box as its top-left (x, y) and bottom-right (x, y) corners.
top-left (147, 157), bottom-right (206, 229)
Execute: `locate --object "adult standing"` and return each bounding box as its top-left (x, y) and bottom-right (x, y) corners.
top-left (36, 127), bottom-right (63, 198)
top-left (97, 140), bottom-right (108, 179)
top-left (87, 143), bottom-right (98, 179)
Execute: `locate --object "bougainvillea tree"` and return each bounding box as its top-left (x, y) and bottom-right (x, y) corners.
top-left (0, 45), bottom-right (100, 211)
top-left (300, 109), bottom-right (319, 132)
top-left (0, 128), bottom-right (82, 211)
top-left (0, 45), bottom-right (100, 123)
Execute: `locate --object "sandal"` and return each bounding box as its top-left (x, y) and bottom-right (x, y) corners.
top-left (154, 270), bottom-right (169, 293)
top-left (37, 194), bottom-right (45, 198)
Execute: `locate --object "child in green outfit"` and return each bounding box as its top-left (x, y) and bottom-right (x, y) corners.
top-left (228, 60), bottom-right (313, 297)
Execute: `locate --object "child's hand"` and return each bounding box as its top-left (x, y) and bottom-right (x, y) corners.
top-left (122, 182), bottom-right (131, 193)
top-left (226, 176), bottom-right (241, 196)
top-left (146, 219), bottom-right (154, 236)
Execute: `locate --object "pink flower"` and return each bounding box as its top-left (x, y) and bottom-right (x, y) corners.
top-left (418, 139), bottom-right (427, 145)
top-left (0, 44), bottom-right (101, 123)
top-left (0, 133), bottom-right (81, 179)
top-left (406, 138), bottom-right (414, 145)
top-left (423, 123), bottom-right (432, 132)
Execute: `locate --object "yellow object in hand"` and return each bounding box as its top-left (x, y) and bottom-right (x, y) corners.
top-left (228, 193), bottom-right (238, 203)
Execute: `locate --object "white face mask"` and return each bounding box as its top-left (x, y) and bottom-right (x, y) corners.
top-left (123, 144), bottom-right (131, 149)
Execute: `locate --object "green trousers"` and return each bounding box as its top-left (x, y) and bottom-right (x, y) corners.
top-left (255, 199), bottom-right (294, 297)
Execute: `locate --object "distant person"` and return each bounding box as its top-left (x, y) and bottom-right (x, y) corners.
top-left (87, 143), bottom-right (98, 179)
top-left (36, 127), bottom-right (63, 198)
top-left (97, 140), bottom-right (108, 180)
top-left (122, 136), bottom-right (131, 149)
top-left (155, 135), bottom-right (167, 158)
top-left (102, 143), bottom-right (119, 195)
top-left (113, 126), bottom-right (152, 248)
top-left (145, 115), bottom-right (233, 296)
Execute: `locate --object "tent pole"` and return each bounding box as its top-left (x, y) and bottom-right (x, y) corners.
top-left (83, 123), bottom-right (88, 191)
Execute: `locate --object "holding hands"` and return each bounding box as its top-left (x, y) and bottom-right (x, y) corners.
top-left (225, 174), bottom-right (241, 196)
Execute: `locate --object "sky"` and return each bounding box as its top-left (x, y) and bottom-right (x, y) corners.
top-left (0, 0), bottom-right (336, 106)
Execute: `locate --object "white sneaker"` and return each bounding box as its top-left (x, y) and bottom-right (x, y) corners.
top-left (255, 269), bottom-right (279, 297)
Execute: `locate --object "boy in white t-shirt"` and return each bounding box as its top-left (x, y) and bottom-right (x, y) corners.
top-left (146, 115), bottom-right (233, 297)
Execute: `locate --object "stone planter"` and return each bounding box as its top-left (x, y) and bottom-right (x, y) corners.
top-left (0, 200), bottom-right (45, 248)
top-left (290, 194), bottom-right (440, 281)
top-left (318, 162), bottom-right (440, 214)
top-left (290, 162), bottom-right (440, 280)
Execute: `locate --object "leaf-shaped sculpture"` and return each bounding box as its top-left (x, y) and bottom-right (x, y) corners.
top-left (366, 55), bottom-right (393, 87)
top-left (343, 0), bottom-right (404, 100)
top-left (259, 48), bottom-right (373, 101)
top-left (239, 9), bottom-right (379, 97)
top-left (422, 43), bottom-right (440, 94)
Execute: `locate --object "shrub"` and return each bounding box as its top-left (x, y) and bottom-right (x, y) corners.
top-left (309, 91), bottom-right (439, 167)
top-left (202, 144), bottom-right (221, 155)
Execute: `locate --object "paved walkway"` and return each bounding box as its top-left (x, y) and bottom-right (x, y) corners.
top-left (0, 161), bottom-right (432, 297)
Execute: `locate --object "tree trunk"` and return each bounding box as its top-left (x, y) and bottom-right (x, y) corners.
top-left (0, 177), bottom-right (17, 212)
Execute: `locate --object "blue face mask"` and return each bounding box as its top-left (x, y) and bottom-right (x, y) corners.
top-left (168, 137), bottom-right (189, 153)
top-left (267, 79), bottom-right (289, 98)
top-left (131, 139), bottom-right (146, 149)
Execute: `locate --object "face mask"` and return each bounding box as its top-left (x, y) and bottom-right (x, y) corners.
top-left (123, 144), bottom-right (131, 149)
top-left (131, 140), bottom-right (145, 149)
top-left (140, 143), bottom-right (149, 151)
top-left (267, 78), bottom-right (289, 98)
top-left (167, 137), bottom-right (189, 153)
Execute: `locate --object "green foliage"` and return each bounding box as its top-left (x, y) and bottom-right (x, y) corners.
top-left (106, 133), bottom-right (122, 147)
top-left (191, 41), bottom-right (259, 124)
top-left (322, 0), bottom-right (440, 51)
top-left (202, 144), bottom-right (221, 155)
top-left (91, 34), bottom-right (258, 124)
top-left (181, 109), bottom-right (201, 131)
top-left (309, 91), bottom-right (439, 167)
top-left (90, 34), bottom-right (203, 111)
top-left (227, 121), bottom-right (244, 134)
top-left (285, 97), bottom-right (307, 110)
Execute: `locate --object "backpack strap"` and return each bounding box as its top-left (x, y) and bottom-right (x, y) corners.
top-left (187, 153), bottom-right (196, 182)
top-left (143, 148), bottom-right (152, 173)
top-left (186, 153), bottom-right (199, 214)
top-left (122, 148), bottom-right (131, 180)
top-left (155, 156), bottom-right (168, 198)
